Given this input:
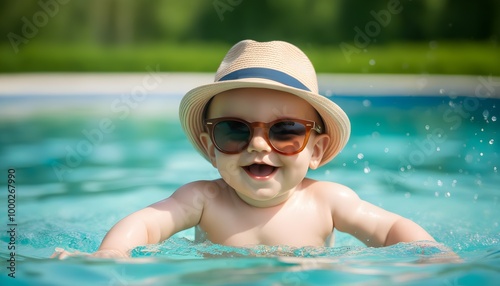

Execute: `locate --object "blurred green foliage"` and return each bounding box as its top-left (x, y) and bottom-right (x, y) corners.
top-left (0, 0), bottom-right (499, 74)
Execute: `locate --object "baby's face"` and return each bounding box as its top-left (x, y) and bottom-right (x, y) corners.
top-left (201, 88), bottom-right (329, 207)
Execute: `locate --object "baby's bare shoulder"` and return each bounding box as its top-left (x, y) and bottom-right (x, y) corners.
top-left (306, 179), bottom-right (355, 193)
top-left (147, 179), bottom-right (228, 218)
top-left (305, 179), bottom-right (365, 220)
top-left (174, 179), bottom-right (226, 198)
top-left (305, 179), bottom-right (360, 202)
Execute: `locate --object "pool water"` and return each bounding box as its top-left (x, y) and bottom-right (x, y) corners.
top-left (0, 89), bottom-right (499, 285)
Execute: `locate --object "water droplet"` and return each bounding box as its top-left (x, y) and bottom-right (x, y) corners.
top-left (376, 122), bottom-right (380, 127)
top-left (405, 192), bottom-right (411, 198)
top-left (489, 139), bottom-right (494, 145)
top-left (400, 167), bottom-right (405, 172)
top-left (384, 148), bottom-right (389, 153)
top-left (342, 163), bottom-right (346, 167)
top-left (434, 192), bottom-right (439, 197)
top-left (494, 166), bottom-right (497, 172)
top-left (439, 88), bottom-right (445, 94)
top-left (452, 180), bottom-right (457, 187)
top-left (363, 167), bottom-right (371, 174)
top-left (425, 125), bottom-right (430, 130)
top-left (369, 59), bottom-right (376, 66)
top-left (476, 179), bottom-right (482, 186)
top-left (357, 153), bottom-right (364, 160)
top-left (480, 152), bottom-right (484, 156)
top-left (437, 180), bottom-right (443, 187)
top-left (362, 99), bottom-right (371, 107)
top-left (436, 147), bottom-right (441, 152)
top-left (483, 110), bottom-right (490, 118)
top-left (445, 192), bottom-right (451, 198)
top-left (492, 116), bottom-right (497, 122)
top-left (465, 154), bottom-right (473, 163)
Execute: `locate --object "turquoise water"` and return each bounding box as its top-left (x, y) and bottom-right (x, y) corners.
top-left (0, 92), bottom-right (499, 285)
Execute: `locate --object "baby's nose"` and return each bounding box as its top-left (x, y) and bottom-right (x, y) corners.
top-left (246, 128), bottom-right (272, 153)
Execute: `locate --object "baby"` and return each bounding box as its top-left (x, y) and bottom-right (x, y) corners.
top-left (53, 40), bottom-right (434, 259)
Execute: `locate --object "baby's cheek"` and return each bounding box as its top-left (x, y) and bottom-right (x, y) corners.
top-left (216, 159), bottom-right (240, 182)
top-left (281, 157), bottom-right (310, 179)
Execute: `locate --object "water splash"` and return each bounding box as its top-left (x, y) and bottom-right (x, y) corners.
top-left (364, 166), bottom-right (371, 174)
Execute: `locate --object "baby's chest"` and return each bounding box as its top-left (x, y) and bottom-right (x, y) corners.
top-left (201, 205), bottom-right (333, 246)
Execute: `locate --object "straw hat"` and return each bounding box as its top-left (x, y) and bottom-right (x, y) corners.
top-left (179, 40), bottom-right (350, 167)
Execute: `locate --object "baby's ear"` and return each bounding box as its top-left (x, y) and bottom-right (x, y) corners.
top-left (200, 132), bottom-right (217, 167)
top-left (309, 134), bottom-right (330, 170)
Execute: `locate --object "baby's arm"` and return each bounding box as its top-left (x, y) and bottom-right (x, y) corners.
top-left (52, 181), bottom-right (213, 259)
top-left (96, 181), bottom-right (213, 256)
top-left (327, 183), bottom-right (434, 247)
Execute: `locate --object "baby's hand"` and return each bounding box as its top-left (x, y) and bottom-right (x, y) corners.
top-left (51, 247), bottom-right (129, 259)
top-left (50, 247), bottom-right (87, 260)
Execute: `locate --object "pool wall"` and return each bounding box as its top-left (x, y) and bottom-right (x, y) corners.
top-left (1, 73), bottom-right (497, 98)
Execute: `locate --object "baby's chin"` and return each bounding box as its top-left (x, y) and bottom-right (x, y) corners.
top-left (233, 185), bottom-right (291, 208)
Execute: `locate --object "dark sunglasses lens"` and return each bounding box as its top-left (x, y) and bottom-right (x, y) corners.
top-left (213, 120), bottom-right (251, 153)
top-left (269, 121), bottom-right (307, 153)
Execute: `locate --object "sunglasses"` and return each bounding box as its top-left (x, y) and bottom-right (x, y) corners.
top-left (204, 117), bottom-right (323, 155)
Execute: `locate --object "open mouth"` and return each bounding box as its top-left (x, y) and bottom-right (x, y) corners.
top-left (243, 163), bottom-right (278, 178)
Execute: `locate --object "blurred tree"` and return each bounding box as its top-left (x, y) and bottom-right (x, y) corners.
top-left (0, 0), bottom-right (498, 47)
top-left (396, 0), bottom-right (427, 41)
top-left (434, 0), bottom-right (497, 40)
top-left (0, 2), bottom-right (41, 41)
top-left (155, 0), bottom-right (210, 42)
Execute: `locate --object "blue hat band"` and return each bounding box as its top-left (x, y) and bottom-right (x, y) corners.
top-left (218, 67), bottom-right (311, 92)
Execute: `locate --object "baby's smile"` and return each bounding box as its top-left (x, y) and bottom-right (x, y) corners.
top-left (243, 163), bottom-right (278, 179)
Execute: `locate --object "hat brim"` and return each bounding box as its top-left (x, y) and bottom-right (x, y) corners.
top-left (179, 78), bottom-right (350, 167)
